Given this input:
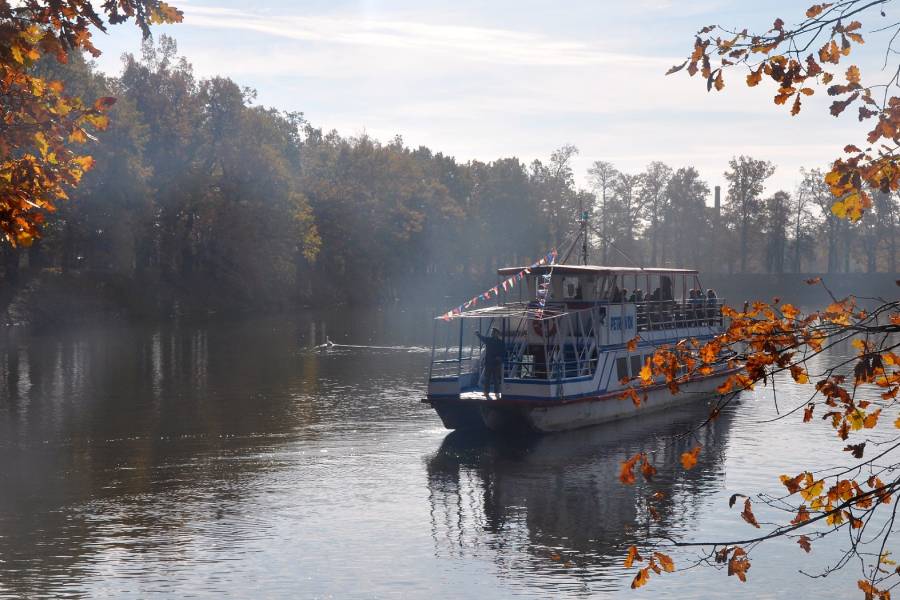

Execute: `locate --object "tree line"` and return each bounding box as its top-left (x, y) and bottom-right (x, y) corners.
top-left (2, 37), bottom-right (897, 316)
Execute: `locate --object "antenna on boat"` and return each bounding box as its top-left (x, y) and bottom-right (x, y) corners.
top-left (587, 222), bottom-right (643, 269)
top-left (580, 196), bottom-right (589, 266)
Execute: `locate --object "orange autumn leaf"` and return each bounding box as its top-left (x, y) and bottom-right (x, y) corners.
top-left (800, 479), bottom-right (824, 501)
top-left (863, 408), bottom-right (881, 429)
top-left (624, 545), bottom-right (642, 568)
top-left (653, 552), bottom-right (675, 573)
top-left (627, 336), bottom-right (639, 352)
top-left (781, 473), bottom-right (804, 494)
top-left (639, 361), bottom-right (653, 383)
top-left (806, 3), bottom-right (833, 18)
top-left (798, 535), bottom-right (812, 553)
top-left (621, 387), bottom-right (641, 407)
top-left (741, 498), bottom-right (761, 528)
top-left (681, 445), bottom-right (702, 470)
top-left (791, 505), bottom-right (811, 525)
top-left (790, 364), bottom-right (809, 384)
top-left (727, 547), bottom-right (751, 582)
top-left (619, 453), bottom-right (640, 485)
top-left (803, 404), bottom-right (814, 423)
top-left (781, 303), bottom-right (800, 319)
top-left (631, 567), bottom-right (651, 589)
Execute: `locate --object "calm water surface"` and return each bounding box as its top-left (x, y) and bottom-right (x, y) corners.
top-left (0, 311), bottom-right (883, 598)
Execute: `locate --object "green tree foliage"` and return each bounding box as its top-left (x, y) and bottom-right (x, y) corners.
top-left (762, 190), bottom-right (791, 274)
top-left (724, 156), bottom-right (776, 273)
top-left (5, 36), bottom-right (900, 319)
top-left (665, 167), bottom-right (709, 269)
top-left (6, 37), bottom-right (321, 312)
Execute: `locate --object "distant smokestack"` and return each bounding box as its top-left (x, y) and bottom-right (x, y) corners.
top-left (714, 185), bottom-right (721, 211)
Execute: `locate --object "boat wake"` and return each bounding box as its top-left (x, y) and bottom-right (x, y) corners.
top-left (309, 342), bottom-right (430, 353)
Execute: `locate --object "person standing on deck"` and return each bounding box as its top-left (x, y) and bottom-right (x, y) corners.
top-left (475, 327), bottom-right (505, 399)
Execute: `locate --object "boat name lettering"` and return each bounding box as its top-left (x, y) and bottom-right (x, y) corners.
top-left (610, 316), bottom-right (634, 331)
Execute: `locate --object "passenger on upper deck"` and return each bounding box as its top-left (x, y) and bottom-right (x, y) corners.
top-left (609, 284), bottom-right (621, 303)
top-left (660, 276), bottom-right (674, 301)
top-left (475, 327), bottom-right (505, 399)
top-left (689, 289), bottom-right (703, 324)
top-left (706, 289), bottom-right (718, 324)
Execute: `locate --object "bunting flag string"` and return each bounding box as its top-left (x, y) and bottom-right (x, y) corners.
top-left (535, 249), bottom-right (559, 320)
top-left (439, 249), bottom-right (558, 321)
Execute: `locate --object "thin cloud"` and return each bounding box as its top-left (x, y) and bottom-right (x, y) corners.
top-left (181, 5), bottom-right (668, 67)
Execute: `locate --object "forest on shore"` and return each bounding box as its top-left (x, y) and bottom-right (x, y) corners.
top-left (2, 37), bottom-right (898, 324)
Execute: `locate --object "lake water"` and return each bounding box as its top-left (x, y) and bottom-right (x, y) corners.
top-left (0, 311), bottom-right (885, 598)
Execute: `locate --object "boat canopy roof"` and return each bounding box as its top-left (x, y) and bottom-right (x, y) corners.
top-left (434, 302), bottom-right (569, 321)
top-left (496, 265), bottom-right (699, 276)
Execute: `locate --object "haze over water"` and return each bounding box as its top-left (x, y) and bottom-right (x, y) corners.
top-left (0, 312), bottom-right (875, 598)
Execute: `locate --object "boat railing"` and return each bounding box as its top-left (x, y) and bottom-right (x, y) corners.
top-left (632, 298), bottom-right (725, 331)
top-left (504, 305), bottom-right (601, 381)
top-left (426, 299), bottom-right (727, 386)
top-left (430, 354), bottom-right (477, 379)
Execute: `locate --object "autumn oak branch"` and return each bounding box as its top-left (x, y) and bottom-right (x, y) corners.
top-left (0, 0), bottom-right (182, 246)
top-left (610, 4), bottom-right (900, 596)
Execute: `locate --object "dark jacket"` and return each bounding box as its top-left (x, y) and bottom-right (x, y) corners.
top-left (476, 333), bottom-right (505, 364)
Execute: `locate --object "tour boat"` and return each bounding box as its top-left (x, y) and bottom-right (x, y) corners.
top-left (423, 260), bottom-right (735, 433)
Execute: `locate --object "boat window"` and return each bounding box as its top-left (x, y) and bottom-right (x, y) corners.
top-left (594, 276), bottom-right (608, 299)
top-left (562, 276), bottom-right (582, 299)
top-left (630, 354), bottom-right (642, 378)
top-left (616, 357), bottom-right (629, 382)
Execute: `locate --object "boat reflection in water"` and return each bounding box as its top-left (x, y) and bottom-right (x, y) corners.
top-left (426, 397), bottom-right (737, 593)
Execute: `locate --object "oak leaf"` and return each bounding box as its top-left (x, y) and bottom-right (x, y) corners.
top-left (803, 404), bottom-right (814, 422)
top-left (741, 498), bottom-right (761, 528)
top-left (806, 3), bottom-right (833, 18)
top-left (631, 567), bottom-right (650, 589)
top-left (627, 336), bottom-right (639, 352)
top-left (800, 479), bottom-right (824, 501)
top-left (790, 365), bottom-right (809, 384)
top-left (791, 505), bottom-right (811, 525)
top-left (640, 456), bottom-right (657, 481)
top-left (843, 442), bottom-right (866, 459)
top-left (654, 552), bottom-right (675, 572)
top-left (727, 547), bottom-right (751, 582)
top-left (781, 473), bottom-right (804, 494)
top-left (619, 454), bottom-right (639, 485)
top-left (680, 445), bottom-right (702, 470)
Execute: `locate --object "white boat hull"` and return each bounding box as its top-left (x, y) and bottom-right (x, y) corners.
top-left (425, 369), bottom-right (733, 433)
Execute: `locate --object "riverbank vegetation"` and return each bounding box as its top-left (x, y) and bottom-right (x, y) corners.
top-left (2, 36), bottom-right (899, 322)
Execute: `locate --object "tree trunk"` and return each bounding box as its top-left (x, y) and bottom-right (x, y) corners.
top-left (2, 244), bottom-right (19, 284)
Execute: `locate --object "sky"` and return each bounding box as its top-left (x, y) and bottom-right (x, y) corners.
top-left (93, 0), bottom-right (900, 198)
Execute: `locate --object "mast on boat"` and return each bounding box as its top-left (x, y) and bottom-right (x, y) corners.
top-left (580, 196), bottom-right (589, 266)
